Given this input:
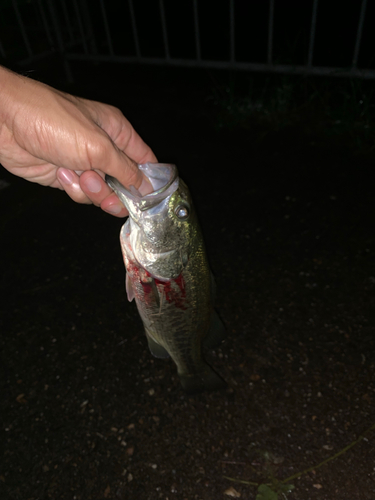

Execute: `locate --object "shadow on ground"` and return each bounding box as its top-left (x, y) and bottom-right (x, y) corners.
top-left (1, 62), bottom-right (375, 500)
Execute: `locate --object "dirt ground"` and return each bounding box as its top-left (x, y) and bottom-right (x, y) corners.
top-left (1, 62), bottom-right (375, 500)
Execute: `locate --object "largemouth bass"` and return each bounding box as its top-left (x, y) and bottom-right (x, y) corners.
top-left (106, 163), bottom-right (225, 393)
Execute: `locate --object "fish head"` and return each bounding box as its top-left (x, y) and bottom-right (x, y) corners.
top-left (106, 163), bottom-right (197, 280)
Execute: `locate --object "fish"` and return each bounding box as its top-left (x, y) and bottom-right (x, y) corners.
top-left (106, 163), bottom-right (226, 393)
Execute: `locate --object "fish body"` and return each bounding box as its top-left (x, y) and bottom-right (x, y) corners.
top-left (106, 163), bottom-right (225, 393)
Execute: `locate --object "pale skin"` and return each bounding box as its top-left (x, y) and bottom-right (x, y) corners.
top-left (0, 66), bottom-right (156, 217)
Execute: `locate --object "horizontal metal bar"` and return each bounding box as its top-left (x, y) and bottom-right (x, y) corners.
top-left (66, 53), bottom-right (375, 79)
top-left (16, 48), bottom-right (58, 65)
top-left (16, 39), bottom-right (80, 66)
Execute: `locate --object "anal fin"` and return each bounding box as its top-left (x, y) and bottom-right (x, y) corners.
top-left (145, 330), bottom-right (170, 359)
top-left (126, 273), bottom-right (135, 302)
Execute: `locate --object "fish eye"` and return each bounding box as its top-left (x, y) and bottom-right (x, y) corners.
top-left (175, 204), bottom-right (189, 220)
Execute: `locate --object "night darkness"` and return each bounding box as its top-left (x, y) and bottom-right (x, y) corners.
top-left (1, 1), bottom-right (375, 499)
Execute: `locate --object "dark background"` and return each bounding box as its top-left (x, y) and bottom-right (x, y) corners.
top-left (1, 2), bottom-right (375, 499)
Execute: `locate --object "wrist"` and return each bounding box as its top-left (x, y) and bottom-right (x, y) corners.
top-left (0, 66), bottom-right (23, 128)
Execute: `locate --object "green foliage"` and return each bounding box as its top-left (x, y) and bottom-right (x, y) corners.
top-left (255, 483), bottom-right (295, 500)
top-left (256, 484), bottom-right (278, 500)
top-left (224, 422), bottom-right (375, 498)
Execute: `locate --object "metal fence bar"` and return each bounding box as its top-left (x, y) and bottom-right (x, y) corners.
top-left (99, 0), bottom-right (114, 56)
top-left (308, 0), bottom-right (318, 67)
top-left (3, 0), bottom-right (375, 81)
top-left (159, 0), bottom-right (170, 60)
top-left (37, 0), bottom-right (55, 49)
top-left (193, 0), bottom-right (201, 61)
top-left (12, 0), bottom-right (33, 57)
top-left (128, 0), bottom-right (141, 59)
top-left (352, 0), bottom-right (367, 68)
top-left (18, 48), bottom-right (59, 65)
top-left (267, 0), bottom-right (274, 64)
top-left (229, 0), bottom-right (235, 63)
top-left (46, 0), bottom-right (73, 82)
top-left (66, 53), bottom-right (375, 79)
top-left (80, 0), bottom-right (98, 55)
top-left (60, 0), bottom-right (75, 43)
top-left (72, 0), bottom-right (88, 54)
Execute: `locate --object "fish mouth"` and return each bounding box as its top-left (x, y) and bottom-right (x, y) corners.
top-left (106, 163), bottom-right (179, 211)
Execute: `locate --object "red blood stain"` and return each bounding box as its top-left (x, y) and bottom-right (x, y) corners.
top-left (126, 259), bottom-right (187, 310)
top-left (155, 274), bottom-right (186, 310)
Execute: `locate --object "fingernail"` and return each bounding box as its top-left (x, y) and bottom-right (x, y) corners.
top-left (105, 203), bottom-right (122, 215)
top-left (84, 177), bottom-right (102, 193)
top-left (58, 169), bottom-right (74, 186)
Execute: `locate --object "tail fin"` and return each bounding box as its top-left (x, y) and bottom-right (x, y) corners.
top-left (179, 365), bottom-right (226, 394)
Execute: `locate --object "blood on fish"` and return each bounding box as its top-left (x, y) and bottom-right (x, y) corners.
top-left (126, 261), bottom-right (140, 279)
top-left (155, 274), bottom-right (187, 310)
top-left (126, 259), bottom-right (187, 310)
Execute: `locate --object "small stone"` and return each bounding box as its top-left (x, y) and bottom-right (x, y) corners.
top-left (16, 394), bottom-right (26, 404)
top-left (313, 484), bottom-right (323, 489)
top-left (224, 486), bottom-right (241, 497)
top-left (128, 473), bottom-right (133, 482)
top-left (148, 388), bottom-right (155, 396)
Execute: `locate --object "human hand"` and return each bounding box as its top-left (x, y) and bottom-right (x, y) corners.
top-left (0, 66), bottom-right (156, 217)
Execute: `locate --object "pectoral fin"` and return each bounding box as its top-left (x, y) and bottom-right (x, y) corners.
top-left (126, 273), bottom-right (135, 302)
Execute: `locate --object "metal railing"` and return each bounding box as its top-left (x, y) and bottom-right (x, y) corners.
top-left (0, 0), bottom-right (373, 81)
